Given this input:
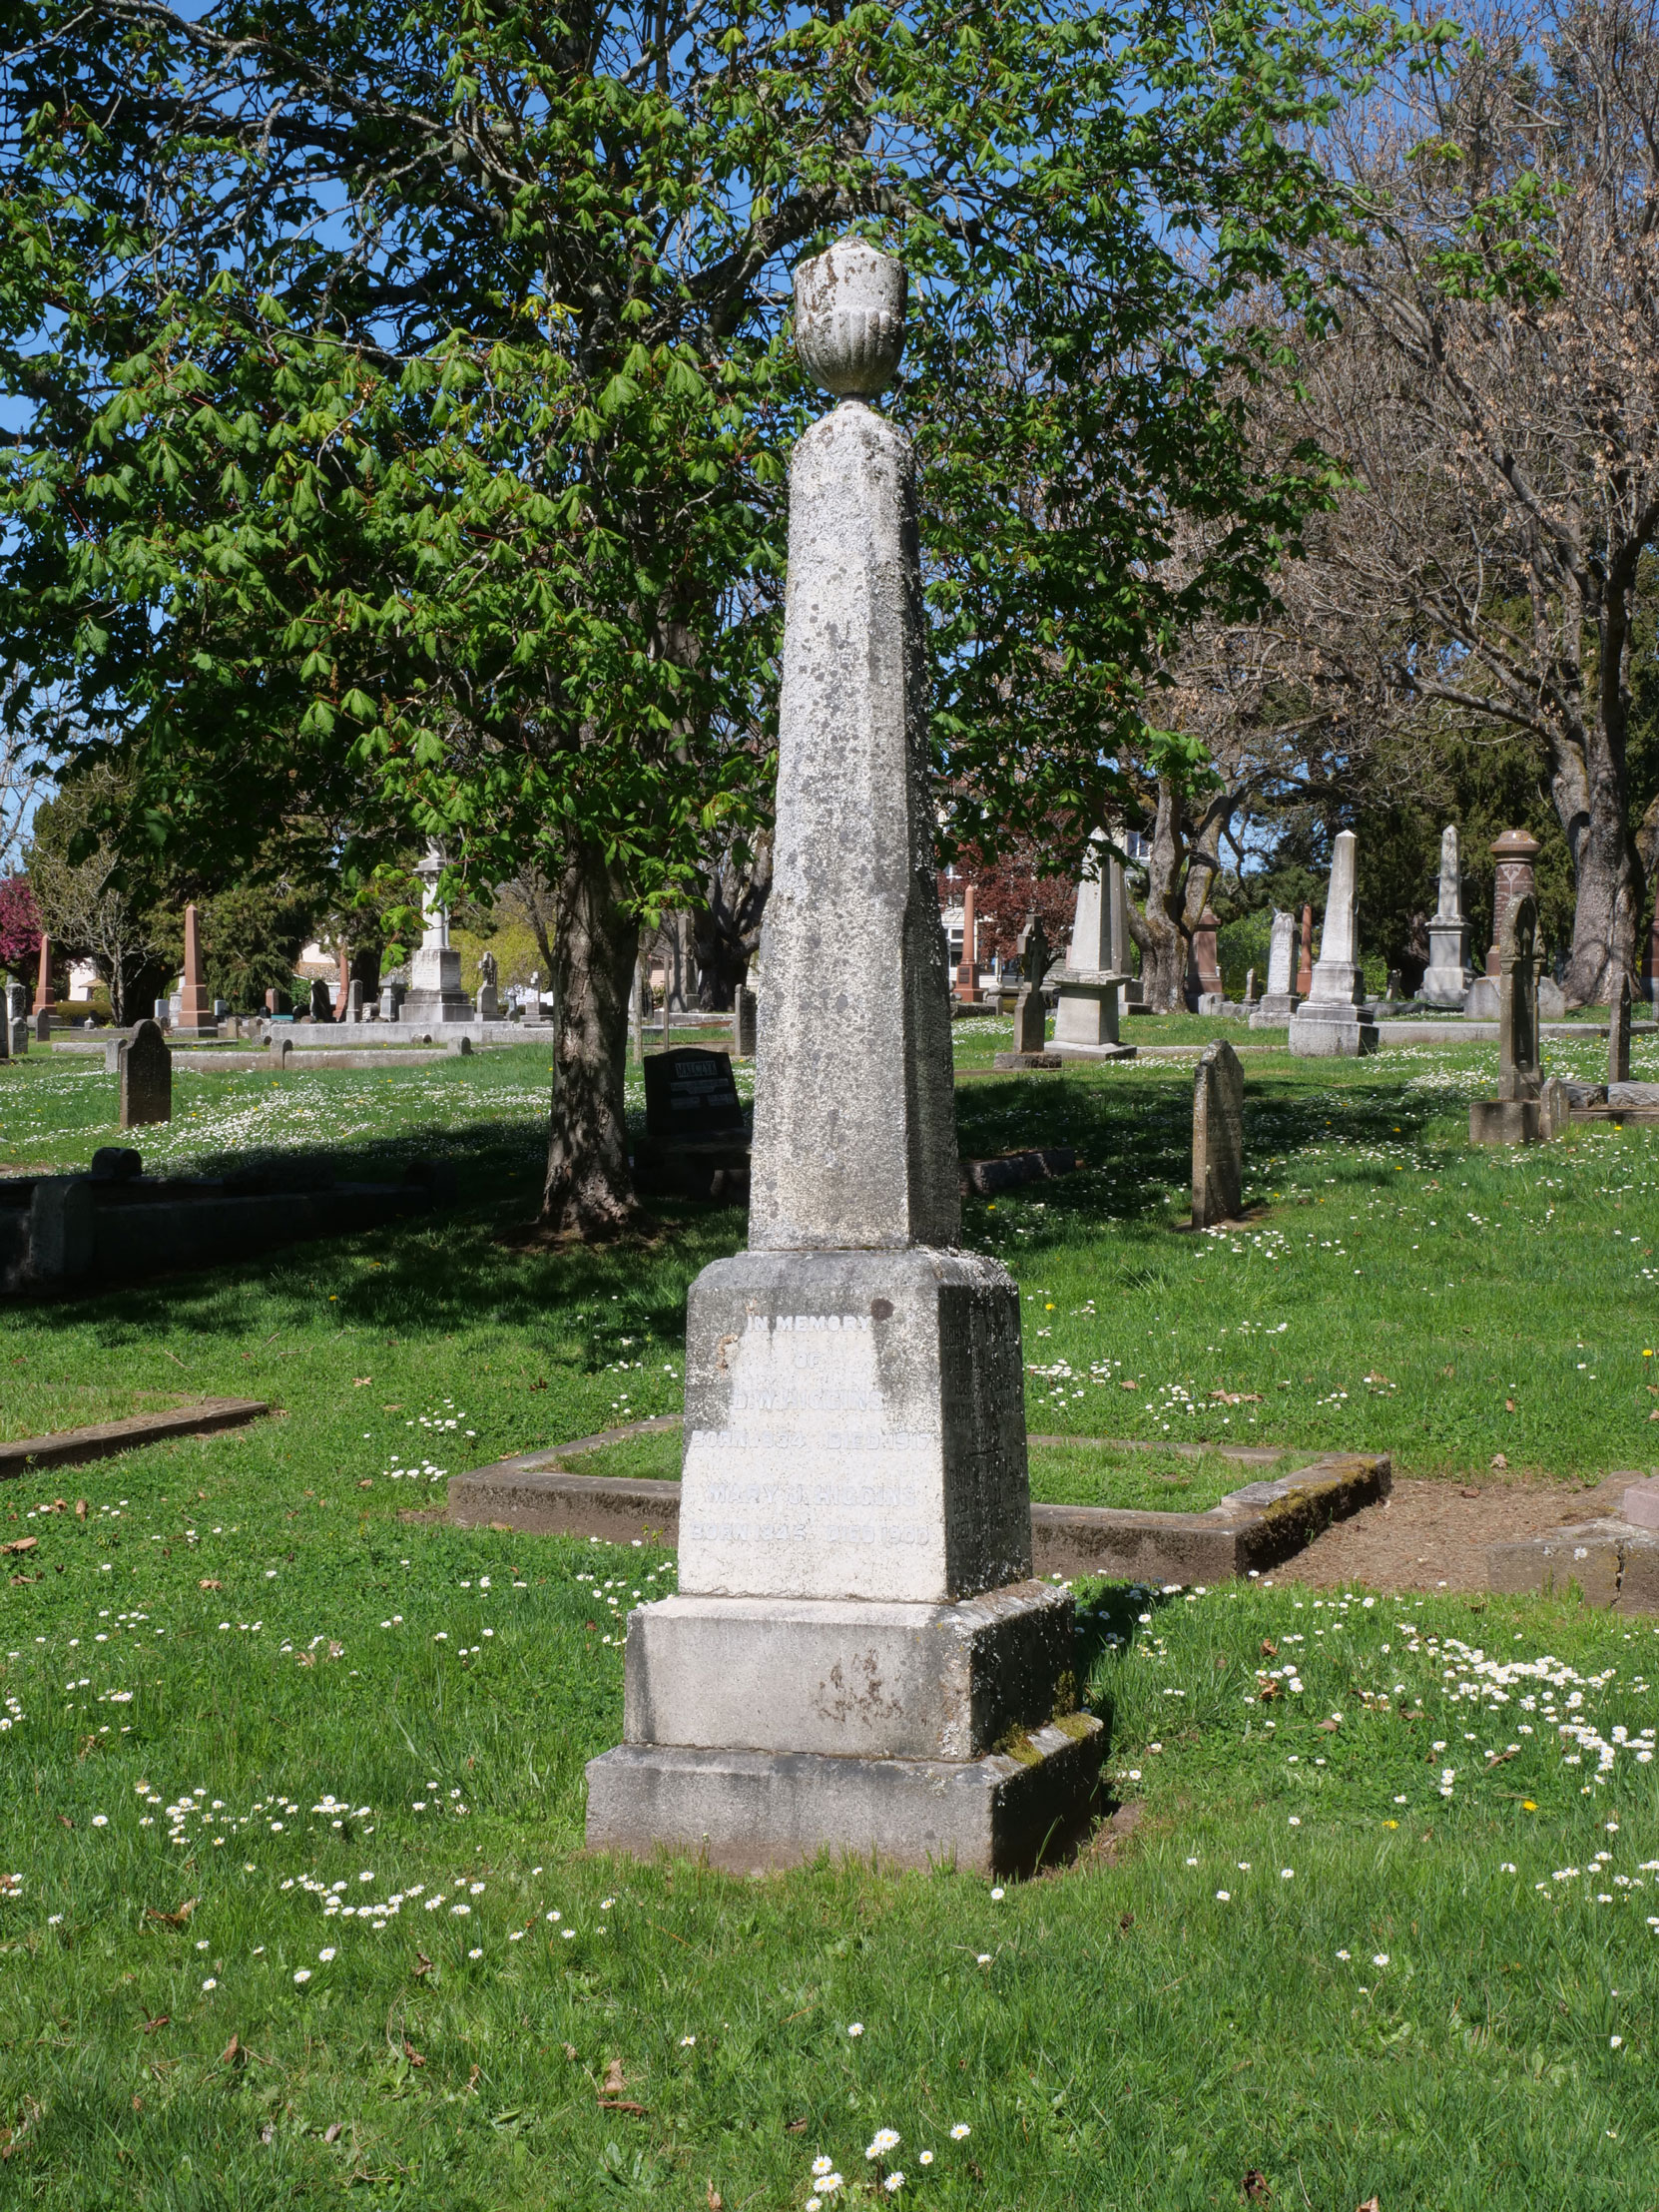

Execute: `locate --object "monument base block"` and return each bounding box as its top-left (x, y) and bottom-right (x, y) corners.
top-left (1248, 992), bottom-right (1299, 1028)
top-left (1288, 1007), bottom-right (1379, 1058)
top-left (1047, 1041), bottom-right (1136, 1063)
top-left (622, 1583), bottom-right (1075, 1763)
top-left (400, 989), bottom-right (475, 1025)
top-left (1469, 1099), bottom-right (1540, 1145)
top-left (584, 1714), bottom-right (1102, 1876)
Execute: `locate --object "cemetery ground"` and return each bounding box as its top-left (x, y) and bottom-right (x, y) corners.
top-left (2, 1029), bottom-right (1658, 2207)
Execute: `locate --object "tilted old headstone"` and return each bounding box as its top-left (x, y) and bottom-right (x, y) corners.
top-left (119, 1018), bottom-right (172, 1129)
top-left (1250, 907), bottom-right (1300, 1028)
top-left (585, 238), bottom-right (1100, 1873)
top-left (1191, 1037), bottom-right (1245, 1229)
top-left (994, 914), bottom-right (1059, 1069)
top-left (732, 982), bottom-right (757, 1059)
top-left (1421, 824), bottom-right (1472, 1007)
top-left (1470, 892), bottom-right (1544, 1145)
top-left (1289, 831), bottom-right (1379, 1058)
top-left (1050, 831), bottom-right (1134, 1060)
top-left (1609, 967), bottom-right (1632, 1086)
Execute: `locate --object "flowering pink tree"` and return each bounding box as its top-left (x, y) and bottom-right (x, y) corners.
top-left (0, 875), bottom-right (40, 979)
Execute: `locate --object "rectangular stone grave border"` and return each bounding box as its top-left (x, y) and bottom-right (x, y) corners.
top-left (1487, 1518), bottom-right (1659, 1612)
top-left (0, 1396), bottom-right (271, 1478)
top-left (448, 1418), bottom-right (1388, 1582)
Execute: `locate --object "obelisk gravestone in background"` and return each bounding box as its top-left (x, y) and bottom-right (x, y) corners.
top-left (1421, 825), bottom-right (1472, 1008)
top-left (119, 1018), bottom-right (173, 1129)
top-left (585, 238), bottom-right (1099, 1874)
top-left (178, 902), bottom-right (216, 1036)
top-left (1289, 831), bottom-right (1378, 1057)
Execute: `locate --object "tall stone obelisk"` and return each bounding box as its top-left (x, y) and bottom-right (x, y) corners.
top-left (1289, 831), bottom-right (1378, 1057)
top-left (1420, 825), bottom-right (1472, 1008)
top-left (585, 239), bottom-right (1100, 1874)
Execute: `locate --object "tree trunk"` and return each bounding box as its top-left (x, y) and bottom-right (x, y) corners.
top-left (1128, 778), bottom-right (1190, 1011)
top-left (1564, 790), bottom-right (1640, 1006)
top-left (691, 832), bottom-right (773, 1011)
top-left (539, 834), bottom-right (641, 1238)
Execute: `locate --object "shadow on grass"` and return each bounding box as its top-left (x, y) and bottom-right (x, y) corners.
top-left (15, 1169), bottom-right (750, 1363)
top-left (952, 1067), bottom-right (1461, 1262)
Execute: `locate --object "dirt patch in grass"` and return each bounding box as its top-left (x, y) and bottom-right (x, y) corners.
top-left (1287, 1472), bottom-right (1643, 1593)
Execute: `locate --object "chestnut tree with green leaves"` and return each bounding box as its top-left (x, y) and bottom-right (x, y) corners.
top-left (1, 0), bottom-right (1409, 1232)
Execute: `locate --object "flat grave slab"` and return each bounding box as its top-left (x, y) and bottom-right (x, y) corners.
top-left (0, 1396), bottom-right (271, 1478)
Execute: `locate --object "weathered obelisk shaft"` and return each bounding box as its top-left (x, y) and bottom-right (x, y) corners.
top-left (748, 404), bottom-right (957, 1251)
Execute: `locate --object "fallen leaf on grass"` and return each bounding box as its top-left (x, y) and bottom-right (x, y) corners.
top-left (1119, 1380), bottom-right (1138, 1390)
top-left (199, 1578), bottom-right (223, 1590)
top-left (1260, 1639), bottom-right (1278, 1658)
top-left (602, 2058), bottom-right (627, 2096)
top-left (708, 2188), bottom-right (724, 2211)
top-left (1490, 1454), bottom-right (1508, 1470)
top-left (412, 1953), bottom-right (432, 1979)
top-left (145, 1899), bottom-right (199, 1928)
top-left (402, 2040), bottom-right (425, 2068)
top-left (1317, 1719), bottom-right (1340, 1734)
top-left (1, 1538), bottom-right (38, 1556)
top-left (142, 2015), bottom-right (170, 2034)
top-left (1356, 2198), bottom-right (1381, 2212)
top-left (74, 1499), bottom-right (87, 1520)
top-left (323, 2122), bottom-right (344, 2144)
top-left (1504, 1399), bottom-right (1515, 1412)
top-left (352, 1378), bottom-right (372, 1387)
top-left (466, 2064), bottom-right (480, 2092)
top-left (1257, 1679), bottom-right (1281, 1702)
top-left (221, 2034), bottom-right (243, 2066)
top-left (785, 2118), bottom-right (809, 2134)
top-left (1242, 2171), bottom-right (1272, 2203)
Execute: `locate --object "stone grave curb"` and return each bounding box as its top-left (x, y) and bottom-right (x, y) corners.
top-left (1486, 1518), bottom-right (1659, 1611)
top-left (448, 1425), bottom-right (1388, 1580)
top-left (0, 1396), bottom-right (272, 1478)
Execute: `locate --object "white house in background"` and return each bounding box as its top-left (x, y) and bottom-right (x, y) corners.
top-left (295, 938), bottom-right (337, 978)
top-left (67, 958), bottom-right (100, 1001)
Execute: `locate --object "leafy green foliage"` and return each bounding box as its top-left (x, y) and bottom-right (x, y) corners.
top-left (1, 0), bottom-right (1421, 911)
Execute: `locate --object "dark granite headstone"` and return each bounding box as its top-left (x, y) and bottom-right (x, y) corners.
top-left (643, 1048), bottom-right (745, 1143)
top-left (91, 1147), bottom-right (143, 1182)
top-left (307, 979), bottom-right (332, 1021)
top-left (119, 1018), bottom-right (172, 1129)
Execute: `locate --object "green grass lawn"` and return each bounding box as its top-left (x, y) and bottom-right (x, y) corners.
top-left (2, 1025), bottom-right (1659, 2206)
